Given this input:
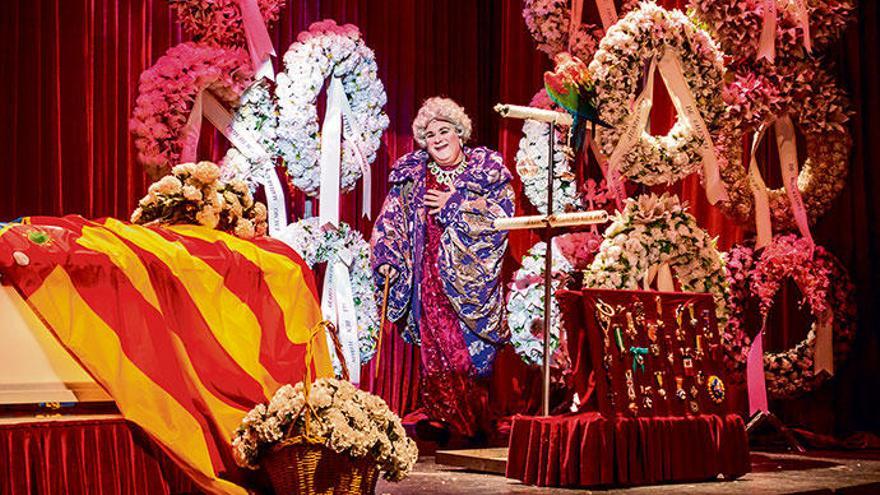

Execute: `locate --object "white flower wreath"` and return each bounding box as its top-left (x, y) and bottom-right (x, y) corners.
top-left (276, 20), bottom-right (389, 197)
top-left (507, 239), bottom-right (574, 368)
top-left (508, 231), bottom-right (603, 368)
top-left (583, 193), bottom-right (729, 324)
top-left (221, 79), bottom-right (279, 189)
top-left (279, 218), bottom-right (379, 366)
top-left (514, 89), bottom-right (584, 214)
top-left (588, 2), bottom-right (726, 186)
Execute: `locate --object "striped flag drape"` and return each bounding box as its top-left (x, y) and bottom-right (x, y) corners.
top-left (0, 216), bottom-right (333, 494)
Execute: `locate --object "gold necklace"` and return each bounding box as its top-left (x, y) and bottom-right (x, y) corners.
top-left (428, 157), bottom-right (467, 187)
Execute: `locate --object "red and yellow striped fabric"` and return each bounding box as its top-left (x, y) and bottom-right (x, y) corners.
top-left (0, 216), bottom-right (333, 494)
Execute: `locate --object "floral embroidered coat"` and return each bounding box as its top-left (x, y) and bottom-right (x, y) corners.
top-left (370, 147), bottom-right (515, 373)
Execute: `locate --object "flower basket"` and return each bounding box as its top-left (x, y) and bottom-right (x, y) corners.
top-left (235, 321), bottom-right (417, 494)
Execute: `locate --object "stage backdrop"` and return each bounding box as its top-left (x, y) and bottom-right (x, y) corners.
top-left (0, 0), bottom-right (877, 436)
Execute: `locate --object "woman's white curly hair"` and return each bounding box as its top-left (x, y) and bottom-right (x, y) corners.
top-left (412, 97), bottom-right (472, 148)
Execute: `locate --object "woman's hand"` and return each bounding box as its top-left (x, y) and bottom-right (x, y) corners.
top-left (378, 264), bottom-right (398, 282)
top-left (425, 186), bottom-right (456, 215)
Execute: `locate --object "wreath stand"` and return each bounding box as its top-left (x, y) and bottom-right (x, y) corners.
top-left (747, 410), bottom-right (806, 453)
top-left (493, 103), bottom-right (609, 415)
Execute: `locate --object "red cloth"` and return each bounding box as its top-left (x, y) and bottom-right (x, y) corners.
top-left (0, 418), bottom-right (199, 495)
top-left (506, 288), bottom-right (750, 488)
top-left (560, 288), bottom-right (732, 418)
top-left (506, 412), bottom-right (750, 487)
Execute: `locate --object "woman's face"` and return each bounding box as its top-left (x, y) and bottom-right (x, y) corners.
top-left (424, 120), bottom-right (463, 166)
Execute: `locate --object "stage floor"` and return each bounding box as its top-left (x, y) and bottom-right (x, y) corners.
top-left (377, 450), bottom-right (880, 494)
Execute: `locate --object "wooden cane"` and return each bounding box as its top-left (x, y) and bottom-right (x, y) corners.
top-left (374, 275), bottom-right (391, 379)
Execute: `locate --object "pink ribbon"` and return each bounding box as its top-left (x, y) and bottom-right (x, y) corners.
top-left (747, 327), bottom-right (769, 415)
top-left (179, 90), bottom-right (204, 164)
top-left (588, 134), bottom-right (626, 211)
top-left (594, 0), bottom-right (618, 31)
top-left (236, 0), bottom-right (276, 78)
top-left (814, 312), bottom-right (834, 376)
top-left (749, 116), bottom-right (814, 249)
top-left (775, 115), bottom-right (814, 246)
top-left (756, 0), bottom-right (777, 63)
top-left (568, 0), bottom-right (618, 50)
top-left (757, 0), bottom-right (812, 63)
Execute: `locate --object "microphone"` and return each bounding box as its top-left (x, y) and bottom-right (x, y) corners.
top-left (493, 103), bottom-right (573, 126)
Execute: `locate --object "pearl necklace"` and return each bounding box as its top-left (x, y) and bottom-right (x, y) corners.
top-left (428, 156), bottom-right (467, 187)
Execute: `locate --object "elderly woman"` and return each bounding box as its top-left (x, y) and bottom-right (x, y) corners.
top-left (371, 97), bottom-right (515, 438)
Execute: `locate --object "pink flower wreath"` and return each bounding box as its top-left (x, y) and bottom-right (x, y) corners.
top-left (715, 63), bottom-right (852, 232)
top-left (689, 0), bottom-right (854, 66)
top-left (130, 42), bottom-right (253, 179)
top-left (722, 234), bottom-right (856, 399)
top-left (168, 0), bottom-right (286, 47)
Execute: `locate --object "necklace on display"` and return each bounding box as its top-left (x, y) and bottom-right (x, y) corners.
top-left (428, 156), bottom-right (467, 187)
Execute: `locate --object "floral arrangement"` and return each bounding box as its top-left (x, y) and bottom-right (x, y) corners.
top-left (722, 235), bottom-right (857, 398)
top-left (583, 193), bottom-right (729, 325)
top-left (277, 218), bottom-right (379, 366)
top-left (507, 231), bottom-right (602, 369)
top-left (588, 2), bottom-right (727, 186)
top-left (276, 20), bottom-right (390, 196)
top-left (714, 65), bottom-right (852, 231)
top-left (522, 0), bottom-right (639, 63)
top-left (718, 243), bottom-right (759, 379)
top-left (688, 0), bottom-right (854, 66)
top-left (168, 0), bottom-right (286, 47)
top-left (232, 378), bottom-right (419, 481)
top-left (221, 79), bottom-right (280, 189)
top-left (131, 161), bottom-right (268, 239)
top-left (514, 89), bottom-right (584, 214)
top-left (130, 42), bottom-right (253, 178)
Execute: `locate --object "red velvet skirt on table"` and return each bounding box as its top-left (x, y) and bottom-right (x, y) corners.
top-left (505, 289), bottom-right (751, 487)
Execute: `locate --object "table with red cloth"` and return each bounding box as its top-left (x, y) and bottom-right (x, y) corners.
top-left (0, 416), bottom-right (200, 495)
top-left (506, 288), bottom-right (750, 487)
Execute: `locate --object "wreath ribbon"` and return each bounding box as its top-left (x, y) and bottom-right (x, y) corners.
top-left (792, 277), bottom-right (834, 377)
top-left (339, 91), bottom-right (373, 220)
top-left (608, 49), bottom-right (728, 204)
top-left (185, 90), bottom-right (288, 237)
top-left (568, 0), bottom-right (618, 47)
top-left (815, 311), bottom-right (834, 375)
top-left (236, 0), bottom-right (276, 80)
top-left (642, 262), bottom-right (674, 292)
top-left (319, 77), bottom-right (372, 227)
top-left (179, 89), bottom-right (204, 165)
top-left (757, 0), bottom-right (812, 63)
top-left (608, 57), bottom-right (656, 188)
top-left (588, 134), bottom-right (626, 210)
top-left (321, 242), bottom-right (361, 384)
top-left (319, 77), bottom-right (345, 228)
top-left (656, 48), bottom-right (727, 204)
top-left (757, 0), bottom-right (778, 62)
top-left (747, 326), bottom-right (769, 415)
top-left (747, 115), bottom-right (814, 249)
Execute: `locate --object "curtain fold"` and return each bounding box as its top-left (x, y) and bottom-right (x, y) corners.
top-left (0, 0), bottom-right (876, 435)
top-left (0, 418), bottom-right (199, 495)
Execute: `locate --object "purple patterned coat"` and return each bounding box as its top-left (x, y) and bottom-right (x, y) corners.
top-left (370, 147), bottom-right (515, 372)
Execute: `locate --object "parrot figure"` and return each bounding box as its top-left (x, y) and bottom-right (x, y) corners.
top-left (543, 52), bottom-right (610, 150)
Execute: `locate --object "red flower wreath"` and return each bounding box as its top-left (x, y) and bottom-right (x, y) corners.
top-left (722, 234), bottom-right (856, 398)
top-left (130, 42), bottom-right (253, 178)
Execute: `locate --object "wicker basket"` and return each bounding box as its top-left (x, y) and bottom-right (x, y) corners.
top-left (261, 321), bottom-right (380, 495)
top-left (262, 439), bottom-right (380, 495)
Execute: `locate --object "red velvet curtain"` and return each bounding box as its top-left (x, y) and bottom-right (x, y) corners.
top-left (0, 0), bottom-right (877, 436)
